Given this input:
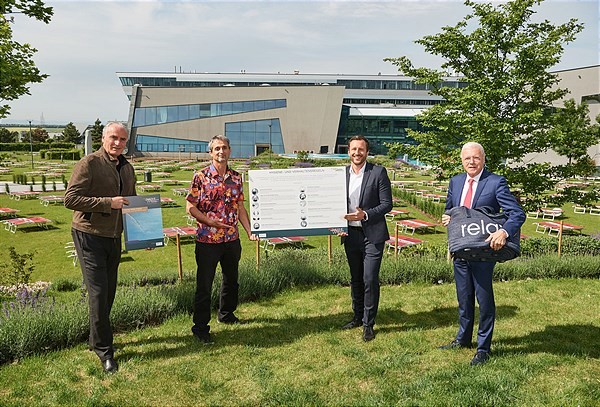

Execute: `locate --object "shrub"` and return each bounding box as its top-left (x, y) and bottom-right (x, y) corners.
top-left (1, 247), bottom-right (599, 365)
top-left (0, 247), bottom-right (35, 287)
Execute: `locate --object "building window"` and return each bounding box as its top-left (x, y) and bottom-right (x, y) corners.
top-left (225, 118), bottom-right (284, 158)
top-left (135, 134), bottom-right (208, 154)
top-left (132, 99), bottom-right (287, 127)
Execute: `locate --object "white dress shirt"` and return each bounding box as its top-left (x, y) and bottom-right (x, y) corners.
top-left (348, 164), bottom-right (365, 227)
top-left (460, 171), bottom-right (482, 207)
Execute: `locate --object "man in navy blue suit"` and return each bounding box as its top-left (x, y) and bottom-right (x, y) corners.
top-left (440, 142), bottom-right (525, 365)
top-left (340, 135), bottom-right (393, 342)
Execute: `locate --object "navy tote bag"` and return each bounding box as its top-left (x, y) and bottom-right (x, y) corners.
top-left (446, 206), bottom-right (521, 262)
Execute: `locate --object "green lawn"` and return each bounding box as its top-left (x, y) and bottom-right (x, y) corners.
top-left (0, 280), bottom-right (598, 406)
top-left (1, 156), bottom-right (599, 283)
top-left (1, 155), bottom-right (599, 405)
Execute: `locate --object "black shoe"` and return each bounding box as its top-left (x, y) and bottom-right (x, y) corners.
top-left (193, 331), bottom-right (214, 345)
top-left (218, 315), bottom-right (240, 324)
top-left (470, 351), bottom-right (490, 366)
top-left (363, 326), bottom-right (375, 342)
top-left (341, 318), bottom-right (362, 330)
top-left (438, 339), bottom-right (472, 350)
top-left (102, 358), bottom-right (119, 374)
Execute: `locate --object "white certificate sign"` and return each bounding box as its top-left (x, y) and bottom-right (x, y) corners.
top-left (248, 167), bottom-right (348, 238)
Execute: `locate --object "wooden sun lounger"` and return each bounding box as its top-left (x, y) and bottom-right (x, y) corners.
top-left (396, 219), bottom-right (438, 235)
top-left (160, 197), bottom-right (177, 207)
top-left (540, 208), bottom-right (564, 220)
top-left (172, 188), bottom-right (189, 197)
top-left (138, 184), bottom-right (162, 192)
top-left (385, 209), bottom-right (410, 222)
top-left (0, 207), bottom-right (19, 218)
top-left (9, 191), bottom-right (40, 200)
top-left (3, 216), bottom-right (52, 233)
top-left (534, 221), bottom-right (583, 237)
top-left (162, 226), bottom-right (197, 245)
top-left (39, 195), bottom-right (65, 206)
top-left (385, 234), bottom-right (424, 253)
top-left (263, 236), bottom-right (306, 252)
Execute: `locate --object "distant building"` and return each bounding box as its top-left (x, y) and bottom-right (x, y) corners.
top-left (116, 67), bottom-right (599, 164)
top-left (116, 71), bottom-right (463, 158)
top-left (523, 65), bottom-right (600, 167)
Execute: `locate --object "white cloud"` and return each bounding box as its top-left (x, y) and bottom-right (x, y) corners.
top-left (4, 0), bottom-right (598, 124)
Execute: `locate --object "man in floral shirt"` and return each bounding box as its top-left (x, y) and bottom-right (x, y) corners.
top-left (186, 135), bottom-right (257, 344)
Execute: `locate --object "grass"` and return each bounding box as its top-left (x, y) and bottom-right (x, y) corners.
top-left (1, 155), bottom-right (599, 284)
top-left (0, 279), bottom-right (598, 406)
top-left (1, 154), bottom-right (599, 405)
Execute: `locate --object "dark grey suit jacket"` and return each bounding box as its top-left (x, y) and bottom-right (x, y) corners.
top-left (345, 162), bottom-right (393, 244)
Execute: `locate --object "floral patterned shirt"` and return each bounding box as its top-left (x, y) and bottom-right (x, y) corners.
top-left (186, 164), bottom-right (244, 243)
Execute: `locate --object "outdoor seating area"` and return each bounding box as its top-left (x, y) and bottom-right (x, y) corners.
top-left (534, 221), bottom-right (584, 237)
top-left (172, 188), bottom-right (188, 197)
top-left (8, 191), bottom-right (41, 200)
top-left (385, 209), bottom-right (410, 222)
top-left (396, 219), bottom-right (439, 235)
top-left (3, 216), bottom-right (52, 233)
top-left (160, 197), bottom-right (178, 207)
top-left (138, 184), bottom-right (163, 193)
top-left (0, 207), bottom-right (19, 218)
top-left (262, 236), bottom-right (306, 252)
top-left (39, 195), bottom-right (65, 206)
top-left (573, 204), bottom-right (600, 215)
top-left (385, 234), bottom-right (424, 254)
top-left (162, 226), bottom-right (197, 245)
top-left (65, 241), bottom-right (78, 266)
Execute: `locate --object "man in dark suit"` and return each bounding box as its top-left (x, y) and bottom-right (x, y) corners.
top-left (440, 142), bottom-right (525, 365)
top-left (341, 135), bottom-right (393, 341)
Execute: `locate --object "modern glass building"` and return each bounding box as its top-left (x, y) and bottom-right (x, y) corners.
top-left (116, 71), bottom-right (462, 158)
top-left (116, 67), bottom-right (599, 164)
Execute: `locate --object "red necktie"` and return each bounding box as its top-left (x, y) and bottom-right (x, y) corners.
top-left (463, 178), bottom-right (474, 208)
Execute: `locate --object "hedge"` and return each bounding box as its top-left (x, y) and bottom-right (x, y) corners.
top-left (0, 142), bottom-right (75, 152)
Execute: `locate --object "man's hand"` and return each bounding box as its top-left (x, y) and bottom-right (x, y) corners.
top-left (206, 218), bottom-right (230, 229)
top-left (485, 229), bottom-right (507, 251)
top-left (441, 214), bottom-right (451, 227)
top-left (248, 233), bottom-right (259, 241)
top-left (344, 207), bottom-right (366, 222)
top-left (111, 196), bottom-right (129, 209)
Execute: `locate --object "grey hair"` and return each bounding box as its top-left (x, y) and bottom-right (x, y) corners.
top-left (102, 121), bottom-right (128, 138)
top-left (461, 141), bottom-right (485, 157)
top-left (208, 135), bottom-right (231, 151)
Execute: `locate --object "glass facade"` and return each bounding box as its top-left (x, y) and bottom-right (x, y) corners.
top-left (336, 115), bottom-right (423, 155)
top-left (133, 99), bottom-right (287, 127)
top-left (135, 134), bottom-right (208, 153)
top-left (225, 119), bottom-right (284, 158)
top-left (119, 76), bottom-right (466, 90)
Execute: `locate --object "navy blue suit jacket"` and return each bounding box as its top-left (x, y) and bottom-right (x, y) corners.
top-left (346, 162), bottom-right (393, 244)
top-left (445, 169), bottom-right (525, 238)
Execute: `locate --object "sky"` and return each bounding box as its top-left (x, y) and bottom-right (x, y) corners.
top-left (3, 0), bottom-right (599, 125)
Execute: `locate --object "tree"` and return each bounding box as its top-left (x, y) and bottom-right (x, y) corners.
top-left (0, 127), bottom-right (17, 142)
top-left (90, 118), bottom-right (103, 145)
top-left (30, 126), bottom-right (48, 142)
top-left (61, 122), bottom-right (81, 144)
top-left (0, 0), bottom-right (53, 119)
top-left (549, 99), bottom-right (600, 169)
top-left (384, 0), bottom-right (598, 210)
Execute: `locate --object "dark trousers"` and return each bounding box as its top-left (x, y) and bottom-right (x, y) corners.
top-left (344, 227), bottom-right (384, 327)
top-left (453, 258), bottom-right (496, 353)
top-left (192, 239), bottom-right (242, 334)
top-left (72, 229), bottom-right (121, 361)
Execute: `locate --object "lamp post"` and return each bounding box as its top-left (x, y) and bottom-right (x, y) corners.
top-left (268, 123), bottom-right (272, 164)
top-left (28, 120), bottom-right (34, 169)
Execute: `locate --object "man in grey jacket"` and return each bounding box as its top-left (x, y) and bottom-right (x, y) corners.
top-left (64, 122), bottom-right (136, 373)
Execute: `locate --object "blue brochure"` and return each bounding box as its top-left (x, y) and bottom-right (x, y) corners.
top-left (122, 194), bottom-right (164, 250)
